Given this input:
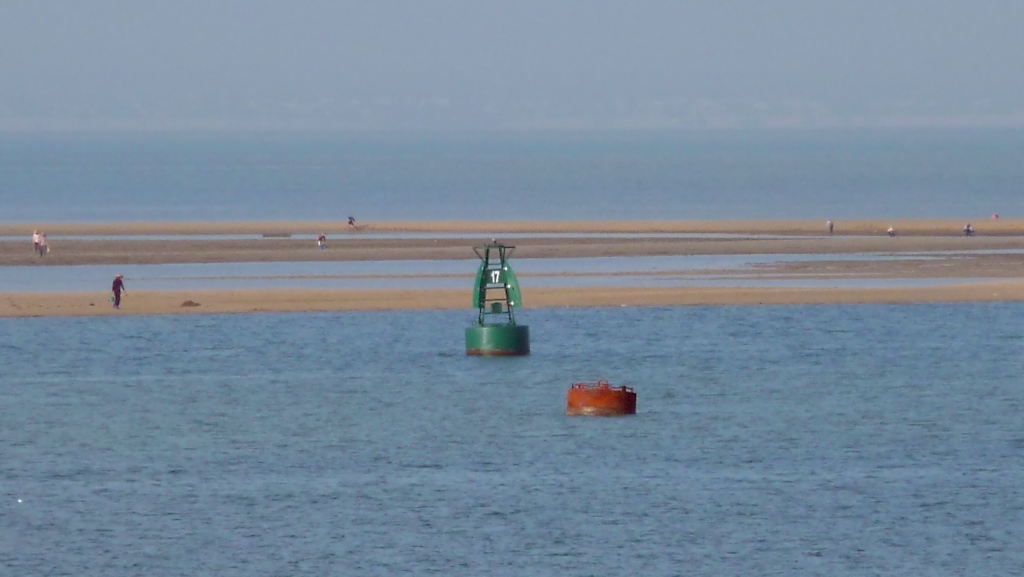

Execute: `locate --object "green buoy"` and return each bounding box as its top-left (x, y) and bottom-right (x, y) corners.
top-left (465, 241), bottom-right (530, 356)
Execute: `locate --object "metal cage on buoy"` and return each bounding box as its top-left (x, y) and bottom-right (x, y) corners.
top-left (566, 379), bottom-right (637, 416)
top-left (465, 241), bottom-right (530, 355)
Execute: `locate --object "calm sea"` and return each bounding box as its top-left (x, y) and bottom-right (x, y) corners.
top-left (2, 304), bottom-right (1023, 575)
top-left (3, 131), bottom-right (1024, 575)
top-left (2, 129), bottom-right (1023, 223)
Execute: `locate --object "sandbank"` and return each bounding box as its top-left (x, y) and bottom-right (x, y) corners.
top-left (2, 219), bottom-right (1024, 267)
top-left (4, 219), bottom-right (1024, 317)
top-left (4, 282), bottom-right (1024, 318)
top-left (3, 218), bottom-right (1022, 238)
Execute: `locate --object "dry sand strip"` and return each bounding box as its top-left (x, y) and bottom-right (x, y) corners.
top-left (4, 282), bottom-right (1024, 318)
top-left (3, 218), bottom-right (1022, 238)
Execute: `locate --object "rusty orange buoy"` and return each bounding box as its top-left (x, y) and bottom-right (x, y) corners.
top-left (566, 380), bottom-right (637, 416)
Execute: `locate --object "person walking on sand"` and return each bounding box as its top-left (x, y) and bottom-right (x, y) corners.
top-left (39, 232), bottom-right (49, 256)
top-left (317, 233), bottom-right (327, 249)
top-left (111, 274), bottom-right (126, 309)
top-left (827, 220), bottom-right (834, 235)
top-left (32, 230), bottom-right (41, 255)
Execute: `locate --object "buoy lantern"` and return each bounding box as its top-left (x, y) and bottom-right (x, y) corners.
top-left (566, 380), bottom-right (637, 416)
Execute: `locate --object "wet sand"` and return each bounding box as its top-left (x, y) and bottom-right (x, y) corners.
top-left (3, 219), bottom-right (1024, 317)
top-left (6, 235), bottom-right (1024, 267)
top-left (3, 219), bottom-right (1024, 267)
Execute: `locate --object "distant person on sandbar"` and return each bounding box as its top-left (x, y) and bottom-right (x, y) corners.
top-left (111, 274), bottom-right (126, 309)
top-left (32, 230), bottom-right (41, 255)
top-left (887, 227), bottom-right (896, 238)
top-left (964, 223), bottom-right (974, 237)
top-left (317, 233), bottom-right (327, 249)
top-left (827, 220), bottom-right (834, 235)
top-left (39, 232), bottom-right (49, 256)
top-left (347, 216), bottom-right (356, 229)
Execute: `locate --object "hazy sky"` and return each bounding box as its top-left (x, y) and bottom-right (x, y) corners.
top-left (2, 1), bottom-right (1023, 130)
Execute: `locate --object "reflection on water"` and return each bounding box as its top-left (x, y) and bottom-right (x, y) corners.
top-left (0, 252), bottom-right (1002, 293)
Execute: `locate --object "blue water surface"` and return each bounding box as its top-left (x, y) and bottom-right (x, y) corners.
top-left (2, 304), bottom-right (1023, 575)
top-left (2, 129), bottom-right (1023, 222)
top-left (0, 253), bottom-right (961, 293)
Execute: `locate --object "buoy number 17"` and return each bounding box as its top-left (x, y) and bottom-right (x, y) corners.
top-left (490, 270), bottom-right (501, 283)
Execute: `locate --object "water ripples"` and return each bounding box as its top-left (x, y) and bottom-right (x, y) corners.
top-left (3, 305), bottom-right (1024, 575)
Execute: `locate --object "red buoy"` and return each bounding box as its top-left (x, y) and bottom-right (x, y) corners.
top-left (566, 380), bottom-right (637, 416)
